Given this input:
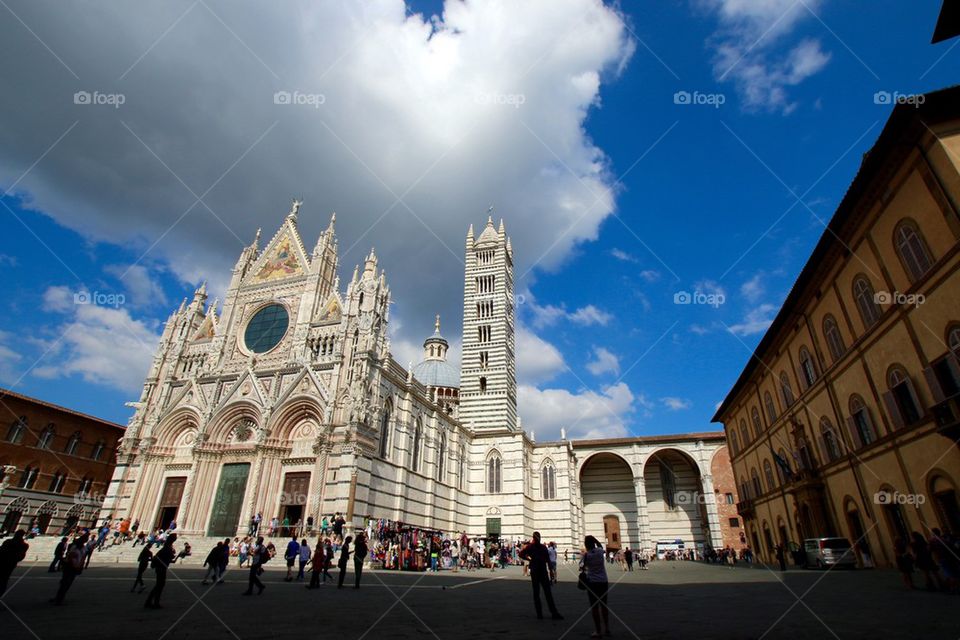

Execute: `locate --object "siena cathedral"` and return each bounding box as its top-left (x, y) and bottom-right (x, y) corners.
top-left (101, 200), bottom-right (734, 553)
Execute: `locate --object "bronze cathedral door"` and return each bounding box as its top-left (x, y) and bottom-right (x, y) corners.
top-left (207, 463), bottom-right (250, 537)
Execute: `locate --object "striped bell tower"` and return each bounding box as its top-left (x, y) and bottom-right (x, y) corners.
top-left (459, 212), bottom-right (518, 432)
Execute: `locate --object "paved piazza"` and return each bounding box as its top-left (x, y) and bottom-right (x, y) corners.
top-left (1, 559), bottom-right (956, 639)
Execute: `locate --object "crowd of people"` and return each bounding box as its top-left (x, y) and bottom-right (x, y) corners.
top-left (893, 528), bottom-right (960, 592)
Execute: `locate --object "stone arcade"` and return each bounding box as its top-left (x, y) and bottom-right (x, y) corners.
top-left (100, 201), bottom-right (734, 553)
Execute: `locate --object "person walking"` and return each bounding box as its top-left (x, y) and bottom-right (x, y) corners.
top-left (337, 535), bottom-right (353, 589)
top-left (217, 538), bottom-right (230, 584)
top-left (547, 542), bottom-right (558, 583)
top-left (307, 540), bottom-right (324, 589)
top-left (202, 541), bottom-right (224, 585)
top-left (0, 530), bottom-right (29, 599)
top-left (297, 538), bottom-right (310, 581)
top-left (581, 535), bottom-right (610, 638)
top-left (775, 543), bottom-right (787, 572)
top-left (145, 533), bottom-right (177, 609)
top-left (132, 544), bottom-right (153, 593)
top-left (48, 536), bottom-right (67, 573)
top-left (354, 532), bottom-right (368, 589)
top-left (242, 536), bottom-right (267, 596)
top-left (323, 538), bottom-right (334, 584)
top-left (518, 532), bottom-right (563, 621)
top-left (624, 547), bottom-right (634, 572)
top-left (284, 535), bottom-right (300, 582)
top-left (50, 534), bottom-right (87, 605)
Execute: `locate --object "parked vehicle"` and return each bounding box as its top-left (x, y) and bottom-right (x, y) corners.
top-left (803, 537), bottom-right (856, 569)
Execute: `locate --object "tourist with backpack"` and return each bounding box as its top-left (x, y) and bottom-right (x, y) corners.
top-left (243, 536), bottom-right (267, 595)
top-left (50, 534), bottom-right (87, 605)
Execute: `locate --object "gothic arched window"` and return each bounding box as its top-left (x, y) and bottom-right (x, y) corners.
top-left (378, 403), bottom-right (391, 459)
top-left (779, 372), bottom-right (795, 407)
top-left (458, 445), bottom-right (465, 490)
top-left (486, 452), bottom-right (502, 494)
top-left (821, 417), bottom-right (841, 461)
top-left (894, 219), bottom-right (933, 283)
top-left (823, 315), bottom-right (845, 362)
top-left (65, 431), bottom-right (82, 456)
top-left (764, 391), bottom-right (778, 423)
top-left (751, 407), bottom-right (763, 439)
top-left (6, 416), bottom-right (27, 444)
top-left (799, 346), bottom-right (818, 388)
top-left (541, 463), bottom-right (556, 500)
top-left (853, 276), bottom-right (881, 328)
top-left (91, 440), bottom-right (106, 461)
top-left (436, 431), bottom-right (447, 481)
top-left (37, 425), bottom-right (56, 450)
top-left (763, 459), bottom-right (775, 490)
top-left (410, 419), bottom-right (423, 472)
top-left (739, 419), bottom-right (750, 447)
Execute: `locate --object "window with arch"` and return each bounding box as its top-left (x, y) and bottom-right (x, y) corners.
top-left (950, 325), bottom-right (960, 358)
top-left (436, 431), bottom-right (447, 481)
top-left (779, 372), bottom-right (795, 407)
top-left (820, 417), bottom-right (842, 461)
top-left (822, 315), bottom-right (845, 362)
top-left (930, 324), bottom-right (960, 400)
top-left (457, 445), bottom-right (465, 490)
top-left (848, 395), bottom-right (876, 448)
top-left (91, 440), bottom-right (106, 461)
top-left (751, 407), bottom-right (763, 439)
top-left (410, 419), bottom-right (423, 472)
top-left (853, 276), bottom-right (882, 328)
top-left (739, 478), bottom-right (750, 500)
top-left (486, 452), bottom-right (502, 493)
top-left (739, 419), bottom-right (750, 448)
top-left (796, 433), bottom-right (815, 470)
top-left (728, 428), bottom-right (739, 455)
top-left (798, 347), bottom-right (818, 388)
top-left (48, 470), bottom-right (67, 493)
top-left (6, 416), bottom-right (27, 444)
top-left (37, 425), bottom-right (56, 450)
top-left (19, 466), bottom-right (39, 489)
top-left (775, 448), bottom-right (791, 483)
top-left (541, 463), bottom-right (557, 500)
top-left (764, 391), bottom-right (778, 423)
top-left (763, 459), bottom-right (775, 491)
top-left (64, 431), bottom-right (82, 456)
top-left (894, 219), bottom-right (933, 283)
top-left (885, 365), bottom-right (922, 428)
top-left (751, 468), bottom-right (762, 497)
top-left (378, 403), bottom-right (392, 459)
top-left (77, 476), bottom-right (94, 495)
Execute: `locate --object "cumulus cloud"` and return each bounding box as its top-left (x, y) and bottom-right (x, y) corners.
top-left (727, 302), bottom-right (778, 336)
top-left (516, 324), bottom-right (565, 385)
top-left (0, 330), bottom-right (24, 385)
top-left (639, 269), bottom-right (660, 283)
top-left (527, 299), bottom-right (613, 329)
top-left (33, 287), bottom-right (160, 393)
top-left (740, 272), bottom-right (764, 302)
top-left (105, 264), bottom-right (169, 308)
top-left (706, 0), bottom-right (830, 113)
top-left (568, 304), bottom-right (613, 326)
top-left (0, 0), bottom-right (635, 358)
top-left (610, 248), bottom-right (637, 262)
top-left (586, 346), bottom-right (620, 376)
top-left (518, 381), bottom-right (635, 440)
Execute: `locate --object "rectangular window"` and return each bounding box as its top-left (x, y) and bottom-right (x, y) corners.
top-left (725, 493), bottom-right (734, 504)
top-left (729, 517), bottom-right (740, 528)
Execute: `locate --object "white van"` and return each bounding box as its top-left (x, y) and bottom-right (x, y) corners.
top-left (803, 537), bottom-right (856, 569)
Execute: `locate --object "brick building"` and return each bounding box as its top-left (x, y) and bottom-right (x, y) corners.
top-left (0, 387), bottom-right (125, 535)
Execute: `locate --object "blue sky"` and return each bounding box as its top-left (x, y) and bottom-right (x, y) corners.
top-left (0, 0), bottom-right (956, 439)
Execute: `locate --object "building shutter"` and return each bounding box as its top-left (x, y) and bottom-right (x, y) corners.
top-left (882, 391), bottom-right (905, 430)
top-left (925, 365), bottom-right (946, 403)
top-left (904, 376), bottom-right (924, 419)
top-left (846, 416), bottom-right (863, 449)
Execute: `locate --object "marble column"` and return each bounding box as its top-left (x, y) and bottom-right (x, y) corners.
top-left (700, 472), bottom-right (723, 550)
top-left (634, 476), bottom-right (651, 553)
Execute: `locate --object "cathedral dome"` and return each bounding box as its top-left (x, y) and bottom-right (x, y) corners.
top-left (412, 315), bottom-right (459, 389)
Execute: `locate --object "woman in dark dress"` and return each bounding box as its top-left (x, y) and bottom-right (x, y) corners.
top-left (145, 534), bottom-right (177, 608)
top-left (337, 535), bottom-right (353, 589)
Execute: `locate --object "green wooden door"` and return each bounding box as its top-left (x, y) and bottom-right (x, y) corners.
top-left (207, 463), bottom-right (250, 536)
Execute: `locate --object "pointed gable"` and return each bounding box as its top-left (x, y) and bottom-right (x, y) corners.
top-left (246, 215), bottom-right (310, 285)
top-left (315, 290), bottom-right (343, 324)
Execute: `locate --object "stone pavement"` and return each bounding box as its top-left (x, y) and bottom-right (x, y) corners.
top-left (1, 559), bottom-right (957, 639)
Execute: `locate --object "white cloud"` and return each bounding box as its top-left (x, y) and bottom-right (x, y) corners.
top-left (42, 285), bottom-right (75, 313)
top-left (0, 330), bottom-right (24, 385)
top-left (518, 381), bottom-right (635, 440)
top-left (689, 323), bottom-right (710, 336)
top-left (727, 302), bottom-right (778, 336)
top-left (0, 0), bottom-right (635, 358)
top-left (740, 272), bottom-right (764, 302)
top-left (529, 302), bottom-right (568, 329)
top-left (0, 254), bottom-right (17, 267)
top-left (610, 248), bottom-right (637, 262)
top-left (32, 290), bottom-right (160, 393)
top-left (694, 279), bottom-right (727, 300)
top-left (568, 304), bottom-right (613, 326)
top-left (661, 396), bottom-right (691, 411)
top-left (516, 324), bottom-right (565, 385)
top-left (707, 0), bottom-right (830, 113)
top-left (639, 269), bottom-right (660, 283)
top-left (105, 264), bottom-right (169, 308)
top-left (586, 346), bottom-right (620, 376)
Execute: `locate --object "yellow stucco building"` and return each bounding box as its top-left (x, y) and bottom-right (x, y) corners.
top-left (713, 85), bottom-right (960, 568)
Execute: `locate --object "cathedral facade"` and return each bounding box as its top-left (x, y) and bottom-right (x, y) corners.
top-left (100, 202), bottom-right (735, 554)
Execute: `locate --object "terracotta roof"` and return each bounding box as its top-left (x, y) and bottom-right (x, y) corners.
top-left (711, 85), bottom-right (960, 424)
top-left (0, 386), bottom-right (126, 433)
